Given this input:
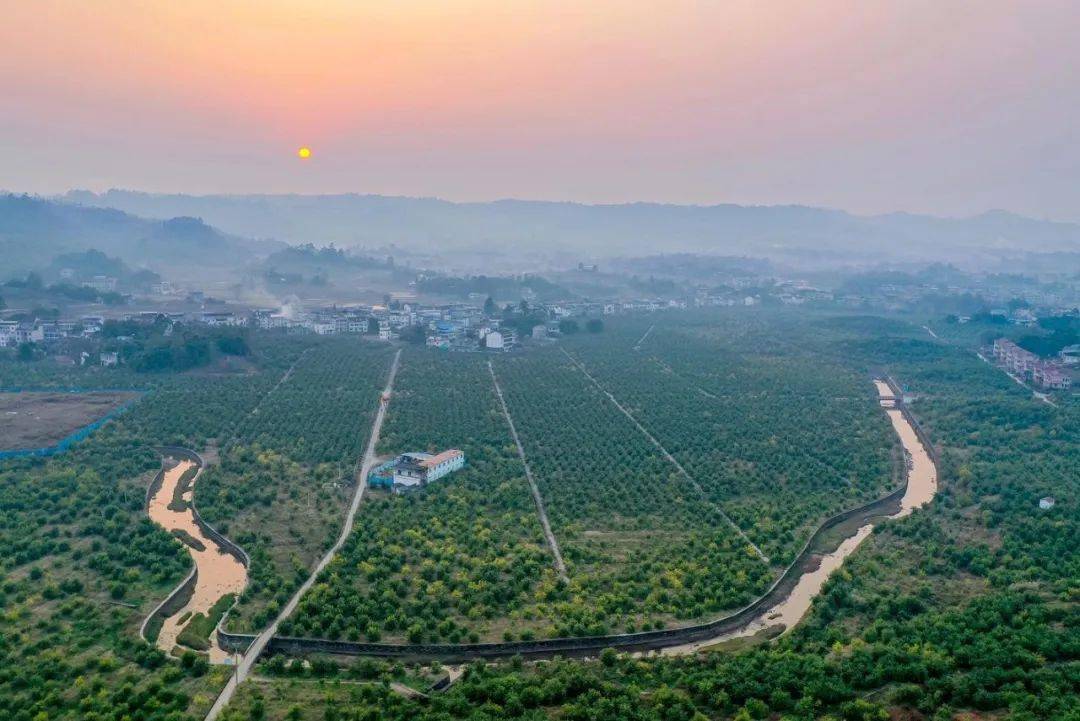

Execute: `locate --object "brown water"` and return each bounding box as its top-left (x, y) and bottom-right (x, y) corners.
top-left (147, 460), bottom-right (247, 662)
top-left (660, 379), bottom-right (937, 655)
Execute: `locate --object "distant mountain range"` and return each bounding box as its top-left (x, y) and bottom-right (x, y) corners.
top-left (0, 194), bottom-right (281, 276)
top-left (59, 190), bottom-right (1080, 267)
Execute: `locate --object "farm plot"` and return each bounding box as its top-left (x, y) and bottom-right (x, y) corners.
top-left (282, 351), bottom-right (556, 643)
top-left (494, 350), bottom-right (774, 636)
top-left (232, 341), bottom-right (395, 466)
top-left (0, 391), bottom-right (138, 451)
top-left (200, 340), bottom-right (395, 632)
top-left (119, 374), bottom-right (278, 449)
top-left (565, 323), bottom-right (896, 564)
top-left (0, 434), bottom-right (225, 719)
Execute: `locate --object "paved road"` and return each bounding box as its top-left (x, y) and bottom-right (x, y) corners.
top-left (488, 360), bottom-right (569, 582)
top-left (205, 348), bottom-right (402, 721)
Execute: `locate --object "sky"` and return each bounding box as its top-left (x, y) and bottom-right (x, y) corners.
top-left (2, 0), bottom-right (1079, 220)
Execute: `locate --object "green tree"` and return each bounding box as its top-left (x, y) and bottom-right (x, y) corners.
top-left (399, 324), bottom-right (427, 344)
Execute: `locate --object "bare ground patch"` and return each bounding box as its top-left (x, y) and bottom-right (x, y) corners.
top-left (0, 391), bottom-right (138, 450)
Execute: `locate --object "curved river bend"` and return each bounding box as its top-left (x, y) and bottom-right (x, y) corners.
top-left (208, 376), bottom-right (937, 666)
top-left (147, 459), bottom-right (247, 663)
top-left (662, 379), bottom-right (937, 655)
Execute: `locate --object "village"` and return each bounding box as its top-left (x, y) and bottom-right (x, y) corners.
top-left (3, 268), bottom-right (1078, 397)
top-left (991, 337), bottom-right (1073, 390)
top-left (0, 293), bottom-right (717, 359)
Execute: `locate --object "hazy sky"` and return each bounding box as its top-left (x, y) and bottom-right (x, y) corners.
top-left (3, 1), bottom-right (1078, 219)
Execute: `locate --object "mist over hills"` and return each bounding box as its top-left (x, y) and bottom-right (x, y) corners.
top-left (0, 194), bottom-right (281, 275)
top-left (5, 190), bottom-right (1080, 281)
top-left (61, 189), bottom-right (1080, 267)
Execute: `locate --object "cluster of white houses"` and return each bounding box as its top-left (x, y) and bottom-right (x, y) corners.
top-left (993, 338), bottom-right (1072, 390)
top-left (0, 316), bottom-right (106, 348)
top-left (369, 449), bottom-right (465, 493)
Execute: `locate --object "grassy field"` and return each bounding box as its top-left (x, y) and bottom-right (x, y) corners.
top-left (0, 390), bottom-right (138, 450)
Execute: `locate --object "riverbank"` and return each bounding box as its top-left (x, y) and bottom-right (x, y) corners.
top-left (146, 456), bottom-right (247, 662)
top-left (661, 378), bottom-right (938, 654)
top-left (217, 376), bottom-right (938, 663)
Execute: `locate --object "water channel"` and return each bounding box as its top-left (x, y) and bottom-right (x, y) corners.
top-left (147, 458), bottom-right (247, 663)
top-left (661, 379), bottom-right (937, 655)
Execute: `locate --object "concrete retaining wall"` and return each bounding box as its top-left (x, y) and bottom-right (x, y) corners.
top-left (140, 567), bottom-right (198, 645)
top-left (220, 484), bottom-right (906, 660)
top-left (217, 391), bottom-right (921, 660)
top-left (217, 375), bottom-right (936, 662)
top-left (157, 446), bottom-right (251, 568)
top-left (140, 447), bottom-right (251, 649)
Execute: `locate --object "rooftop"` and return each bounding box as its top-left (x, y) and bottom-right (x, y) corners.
top-left (421, 449), bottom-right (463, 468)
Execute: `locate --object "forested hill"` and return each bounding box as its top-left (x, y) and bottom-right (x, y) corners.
top-left (0, 194), bottom-right (281, 275)
top-left (63, 189), bottom-right (1080, 264)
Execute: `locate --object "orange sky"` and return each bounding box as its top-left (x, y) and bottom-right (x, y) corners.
top-left (3, 1), bottom-right (1078, 218)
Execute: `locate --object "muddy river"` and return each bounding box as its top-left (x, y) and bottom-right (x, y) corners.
top-left (147, 459), bottom-right (247, 663)
top-left (662, 379), bottom-right (937, 655)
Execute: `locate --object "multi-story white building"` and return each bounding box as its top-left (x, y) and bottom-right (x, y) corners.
top-left (88, 275), bottom-right (118, 293)
top-left (391, 449), bottom-right (465, 490)
top-left (993, 338), bottom-right (1038, 375)
top-left (1033, 363), bottom-right (1072, 390)
top-left (0, 320), bottom-right (18, 347)
top-left (202, 311), bottom-right (244, 327)
top-left (995, 338), bottom-right (1072, 390)
top-left (1060, 345), bottom-right (1080, 366)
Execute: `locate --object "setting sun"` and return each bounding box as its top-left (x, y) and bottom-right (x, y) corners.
top-left (297, 146), bottom-right (311, 159)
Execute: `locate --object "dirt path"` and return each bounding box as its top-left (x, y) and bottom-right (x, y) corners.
top-left (488, 360), bottom-right (569, 582)
top-left (248, 675), bottom-right (426, 699)
top-left (200, 372), bottom-right (938, 668)
top-left (147, 459), bottom-right (247, 662)
top-left (561, 348), bottom-right (771, 565)
top-left (205, 348), bottom-right (402, 721)
top-left (222, 347), bottom-right (314, 451)
top-left (633, 324), bottom-right (655, 351)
